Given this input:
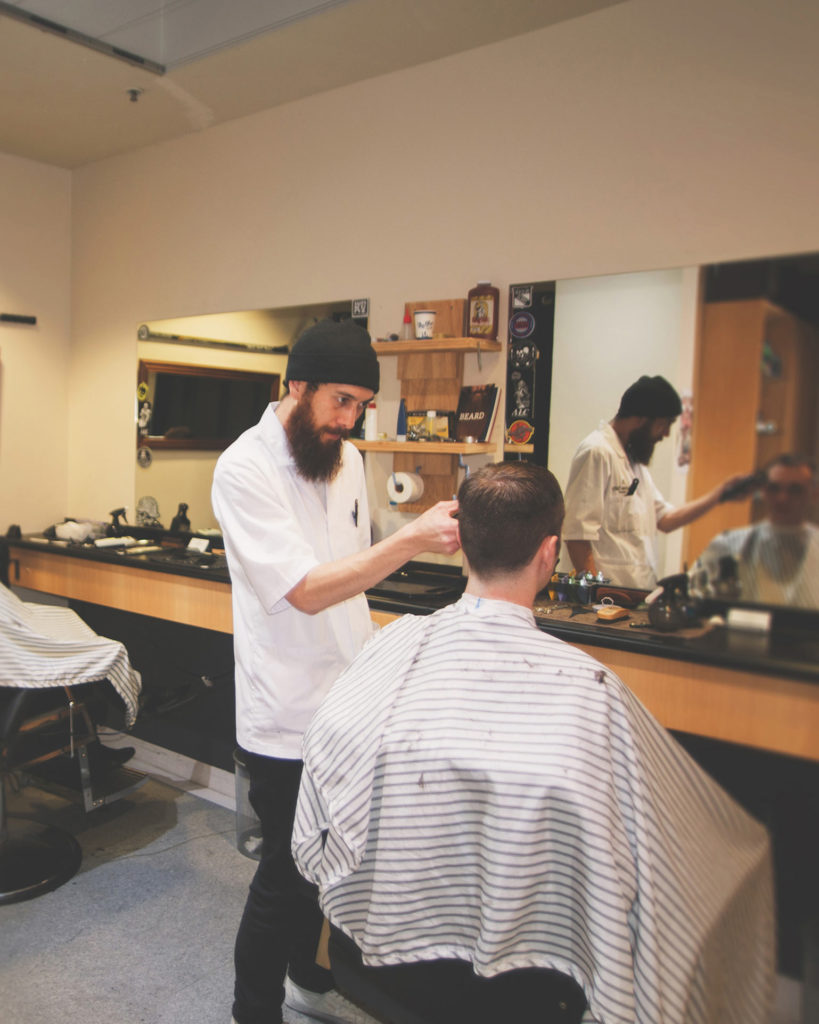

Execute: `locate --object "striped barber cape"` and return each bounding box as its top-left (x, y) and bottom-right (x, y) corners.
top-left (293, 594), bottom-right (774, 1024)
top-left (1, 584), bottom-right (141, 727)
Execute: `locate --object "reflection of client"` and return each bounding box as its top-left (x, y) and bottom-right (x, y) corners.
top-left (695, 454), bottom-right (819, 608)
top-left (293, 462), bottom-right (774, 1024)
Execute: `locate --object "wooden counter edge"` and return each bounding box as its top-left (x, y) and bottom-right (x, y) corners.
top-left (12, 545), bottom-right (233, 634)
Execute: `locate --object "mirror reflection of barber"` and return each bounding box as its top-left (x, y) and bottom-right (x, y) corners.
top-left (563, 376), bottom-right (747, 590)
top-left (692, 455), bottom-right (819, 608)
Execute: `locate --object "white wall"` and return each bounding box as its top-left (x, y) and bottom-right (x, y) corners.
top-left (2, 0), bottom-right (819, 536)
top-left (0, 152), bottom-right (71, 533)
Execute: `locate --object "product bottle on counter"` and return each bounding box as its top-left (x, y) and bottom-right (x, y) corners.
top-left (401, 310), bottom-right (413, 340)
top-left (467, 281), bottom-right (500, 341)
top-left (715, 554), bottom-right (741, 601)
top-left (425, 409), bottom-right (437, 440)
top-left (364, 402), bottom-right (378, 441)
top-left (170, 502), bottom-right (191, 532)
top-left (396, 398), bottom-right (407, 441)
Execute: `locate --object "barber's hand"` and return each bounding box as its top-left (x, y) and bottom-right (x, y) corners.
top-left (412, 500), bottom-right (461, 555)
top-left (717, 472), bottom-right (761, 503)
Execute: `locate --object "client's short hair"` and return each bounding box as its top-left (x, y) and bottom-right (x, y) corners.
top-left (457, 462), bottom-right (564, 577)
top-left (764, 452), bottom-right (817, 480)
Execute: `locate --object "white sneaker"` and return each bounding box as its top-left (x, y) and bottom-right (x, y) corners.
top-left (284, 976), bottom-right (378, 1024)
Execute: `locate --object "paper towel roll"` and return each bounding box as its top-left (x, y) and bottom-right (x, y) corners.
top-left (387, 472), bottom-right (424, 504)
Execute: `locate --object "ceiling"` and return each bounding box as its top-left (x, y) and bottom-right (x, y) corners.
top-left (0, 0), bottom-right (622, 169)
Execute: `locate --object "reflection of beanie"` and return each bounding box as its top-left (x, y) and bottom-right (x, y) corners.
top-left (285, 319), bottom-right (380, 393)
top-left (617, 375), bottom-right (682, 418)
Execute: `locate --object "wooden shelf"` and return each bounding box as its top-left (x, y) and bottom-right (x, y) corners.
top-left (372, 337), bottom-right (502, 356)
top-left (352, 440), bottom-right (495, 455)
top-left (365, 304), bottom-right (504, 511)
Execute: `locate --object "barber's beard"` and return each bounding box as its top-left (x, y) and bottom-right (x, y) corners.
top-left (286, 395), bottom-right (346, 482)
top-left (626, 424), bottom-right (656, 466)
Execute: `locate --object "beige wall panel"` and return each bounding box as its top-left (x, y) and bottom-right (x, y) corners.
top-left (0, 153), bottom-right (71, 532)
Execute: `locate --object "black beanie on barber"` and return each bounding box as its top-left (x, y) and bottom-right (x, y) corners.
top-left (285, 319), bottom-right (380, 394)
top-left (616, 375), bottom-right (682, 419)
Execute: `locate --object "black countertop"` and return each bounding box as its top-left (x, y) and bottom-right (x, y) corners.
top-left (11, 537), bottom-right (819, 687)
top-left (12, 531), bottom-right (231, 582)
top-left (366, 561), bottom-right (819, 685)
top-left (530, 605), bottom-right (819, 684)
top-left (364, 562), bottom-right (467, 615)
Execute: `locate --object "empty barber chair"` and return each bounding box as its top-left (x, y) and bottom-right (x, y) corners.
top-left (327, 925), bottom-right (587, 1024)
top-left (0, 571), bottom-right (145, 904)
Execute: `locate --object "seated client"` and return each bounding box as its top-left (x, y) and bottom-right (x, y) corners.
top-left (694, 452), bottom-right (819, 608)
top-left (293, 462), bottom-right (774, 1024)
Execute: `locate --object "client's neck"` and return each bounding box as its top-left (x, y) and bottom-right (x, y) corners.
top-left (465, 572), bottom-right (538, 610)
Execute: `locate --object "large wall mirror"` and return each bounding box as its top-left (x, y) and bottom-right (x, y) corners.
top-left (547, 251), bottom-right (819, 611)
top-left (134, 253), bottom-right (818, 616)
top-left (134, 298), bottom-right (356, 531)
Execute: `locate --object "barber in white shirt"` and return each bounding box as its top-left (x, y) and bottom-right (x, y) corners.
top-left (212, 319), bottom-right (460, 1024)
top-left (563, 375), bottom-right (741, 589)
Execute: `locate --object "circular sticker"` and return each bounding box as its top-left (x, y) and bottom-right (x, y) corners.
top-left (137, 446), bottom-right (153, 468)
top-left (507, 420), bottom-right (535, 444)
top-left (508, 312), bottom-right (535, 339)
top-left (137, 381), bottom-right (149, 401)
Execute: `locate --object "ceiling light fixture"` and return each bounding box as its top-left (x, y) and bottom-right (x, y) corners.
top-left (0, 0), bottom-right (165, 75)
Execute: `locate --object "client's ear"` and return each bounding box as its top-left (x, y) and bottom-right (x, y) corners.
top-left (539, 534), bottom-right (560, 579)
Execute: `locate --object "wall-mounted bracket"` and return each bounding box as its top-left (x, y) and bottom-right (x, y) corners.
top-left (1, 313), bottom-right (37, 325)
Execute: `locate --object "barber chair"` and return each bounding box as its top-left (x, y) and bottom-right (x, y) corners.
top-left (0, 683), bottom-right (148, 905)
top-left (327, 925), bottom-right (587, 1024)
top-left (1, 686), bottom-right (83, 903)
top-left (0, 555), bottom-right (146, 904)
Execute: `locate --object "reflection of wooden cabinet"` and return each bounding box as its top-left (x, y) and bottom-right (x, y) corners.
top-left (353, 304), bottom-right (503, 512)
top-left (687, 298), bottom-right (819, 562)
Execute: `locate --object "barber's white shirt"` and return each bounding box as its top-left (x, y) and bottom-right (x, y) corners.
top-left (563, 421), bottom-right (673, 589)
top-left (211, 403), bottom-right (374, 759)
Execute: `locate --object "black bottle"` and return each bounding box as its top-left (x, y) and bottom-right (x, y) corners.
top-left (170, 503), bottom-right (191, 532)
top-left (106, 507), bottom-right (128, 536)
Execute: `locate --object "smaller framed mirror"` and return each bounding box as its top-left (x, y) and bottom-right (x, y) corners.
top-left (137, 360), bottom-right (280, 450)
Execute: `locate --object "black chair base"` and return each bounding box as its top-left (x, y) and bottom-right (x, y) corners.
top-left (328, 926), bottom-right (587, 1024)
top-left (0, 815), bottom-right (82, 905)
top-left (30, 747), bottom-right (147, 813)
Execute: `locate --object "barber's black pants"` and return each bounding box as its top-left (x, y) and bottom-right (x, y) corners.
top-left (232, 751), bottom-right (333, 1024)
